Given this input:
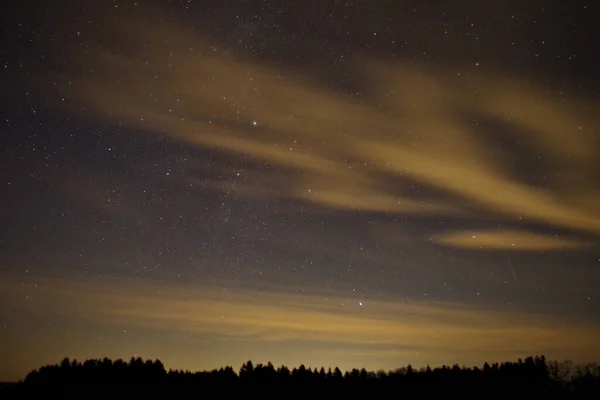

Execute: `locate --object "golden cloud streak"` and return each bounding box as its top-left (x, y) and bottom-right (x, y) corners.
top-left (433, 229), bottom-right (587, 251)
top-left (52, 12), bottom-right (600, 243)
top-left (2, 276), bottom-right (599, 361)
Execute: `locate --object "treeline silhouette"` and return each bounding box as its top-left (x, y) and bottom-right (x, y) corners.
top-left (5, 355), bottom-right (600, 398)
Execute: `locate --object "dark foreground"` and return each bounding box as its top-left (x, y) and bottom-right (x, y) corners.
top-left (3, 355), bottom-right (599, 399)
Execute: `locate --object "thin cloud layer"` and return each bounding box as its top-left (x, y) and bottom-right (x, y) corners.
top-left (51, 12), bottom-right (600, 247)
top-left (433, 229), bottom-right (587, 251)
top-left (3, 275), bottom-right (599, 362)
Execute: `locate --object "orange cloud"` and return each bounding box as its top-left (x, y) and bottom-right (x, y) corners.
top-left (47, 11), bottom-right (600, 248)
top-left (432, 229), bottom-right (587, 251)
top-left (2, 275), bottom-right (599, 363)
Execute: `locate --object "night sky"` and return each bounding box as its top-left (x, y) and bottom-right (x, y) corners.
top-left (1, 0), bottom-right (599, 382)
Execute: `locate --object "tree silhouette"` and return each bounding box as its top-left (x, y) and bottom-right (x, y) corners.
top-left (5, 354), bottom-right (598, 399)
top-left (239, 360), bottom-right (254, 378)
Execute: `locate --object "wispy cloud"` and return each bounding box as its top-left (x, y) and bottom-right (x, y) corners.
top-left (432, 229), bottom-right (587, 251)
top-left (3, 275), bottom-right (599, 362)
top-left (48, 11), bottom-right (600, 249)
top-left (60, 175), bottom-right (150, 226)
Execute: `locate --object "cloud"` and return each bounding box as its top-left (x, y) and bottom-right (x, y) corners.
top-left (432, 229), bottom-right (587, 251)
top-left (48, 10), bottom-right (600, 248)
top-left (3, 275), bottom-right (599, 362)
top-left (60, 175), bottom-right (150, 226)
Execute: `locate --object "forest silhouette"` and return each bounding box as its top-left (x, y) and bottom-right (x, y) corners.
top-left (2, 355), bottom-right (599, 398)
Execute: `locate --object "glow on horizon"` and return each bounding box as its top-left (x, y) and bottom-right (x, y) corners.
top-left (2, 274), bottom-right (599, 381)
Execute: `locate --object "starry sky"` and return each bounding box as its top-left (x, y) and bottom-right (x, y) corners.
top-left (1, 0), bottom-right (599, 382)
